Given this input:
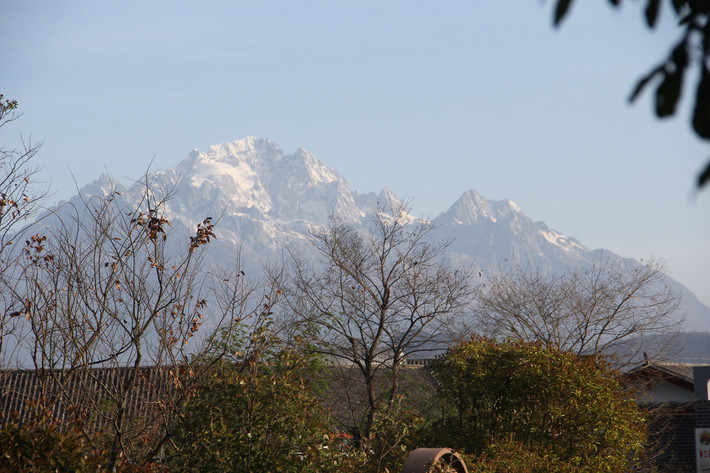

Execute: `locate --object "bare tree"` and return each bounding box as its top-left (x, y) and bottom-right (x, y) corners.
top-left (276, 202), bottom-right (474, 441)
top-left (0, 95), bottom-right (48, 369)
top-left (10, 174), bottom-right (270, 469)
top-left (473, 256), bottom-right (682, 364)
top-left (0, 95), bottom-right (46, 250)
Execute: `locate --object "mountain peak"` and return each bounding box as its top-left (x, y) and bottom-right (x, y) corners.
top-left (166, 137), bottom-right (377, 225)
top-left (443, 189), bottom-right (496, 225)
top-left (28, 137), bottom-right (710, 331)
top-left (378, 186), bottom-right (401, 206)
top-left (440, 190), bottom-right (527, 226)
top-left (203, 137), bottom-right (283, 164)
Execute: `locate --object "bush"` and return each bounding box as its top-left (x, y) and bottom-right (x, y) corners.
top-left (167, 351), bottom-right (339, 473)
top-left (426, 337), bottom-right (646, 473)
top-left (0, 400), bottom-right (109, 473)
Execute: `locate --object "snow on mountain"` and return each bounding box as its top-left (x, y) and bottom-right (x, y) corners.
top-left (56, 137), bottom-right (710, 331)
top-left (432, 189), bottom-right (590, 274)
top-left (131, 137), bottom-right (380, 269)
top-left (163, 137), bottom-right (372, 226)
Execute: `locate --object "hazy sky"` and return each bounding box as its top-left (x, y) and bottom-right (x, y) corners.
top-left (2, 1), bottom-right (709, 305)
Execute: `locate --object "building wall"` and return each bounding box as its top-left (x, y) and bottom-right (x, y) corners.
top-left (637, 382), bottom-right (697, 403)
top-left (646, 401), bottom-right (710, 472)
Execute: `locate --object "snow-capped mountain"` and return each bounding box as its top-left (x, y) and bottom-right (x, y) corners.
top-left (167, 138), bottom-right (377, 225)
top-left (63, 137), bottom-right (710, 330)
top-left (72, 137), bottom-right (382, 269)
top-left (432, 189), bottom-right (589, 273)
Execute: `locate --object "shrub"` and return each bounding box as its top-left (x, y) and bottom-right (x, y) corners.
top-left (426, 337), bottom-right (646, 473)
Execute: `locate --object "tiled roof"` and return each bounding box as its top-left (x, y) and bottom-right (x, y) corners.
top-left (1, 364), bottom-right (439, 434)
top-left (621, 361), bottom-right (710, 396)
top-left (625, 362), bottom-right (700, 384)
top-left (0, 366), bottom-right (170, 429)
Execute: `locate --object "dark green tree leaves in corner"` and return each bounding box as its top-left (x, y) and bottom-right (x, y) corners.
top-left (553, 0), bottom-right (710, 189)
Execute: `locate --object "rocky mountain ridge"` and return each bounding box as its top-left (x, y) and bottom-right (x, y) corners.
top-left (71, 137), bottom-right (710, 331)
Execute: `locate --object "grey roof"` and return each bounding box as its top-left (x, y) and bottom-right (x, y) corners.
top-left (625, 362), bottom-right (700, 384)
top-left (1, 366), bottom-right (169, 428)
top-left (1, 364), bottom-right (439, 435)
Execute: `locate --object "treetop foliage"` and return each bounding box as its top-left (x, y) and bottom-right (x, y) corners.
top-left (427, 337), bottom-right (647, 472)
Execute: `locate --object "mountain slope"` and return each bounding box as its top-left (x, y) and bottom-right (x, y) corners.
top-left (432, 189), bottom-right (589, 273)
top-left (62, 137), bottom-right (710, 331)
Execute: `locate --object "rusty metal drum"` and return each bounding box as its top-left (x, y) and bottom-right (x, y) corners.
top-left (400, 447), bottom-right (468, 473)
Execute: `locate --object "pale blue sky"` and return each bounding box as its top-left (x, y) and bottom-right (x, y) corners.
top-left (2, 0), bottom-right (709, 305)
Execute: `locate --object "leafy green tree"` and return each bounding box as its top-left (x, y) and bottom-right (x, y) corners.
top-left (0, 400), bottom-right (109, 473)
top-left (426, 337), bottom-right (646, 473)
top-left (167, 350), bottom-right (338, 473)
top-left (460, 438), bottom-right (580, 473)
top-left (360, 395), bottom-right (424, 473)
